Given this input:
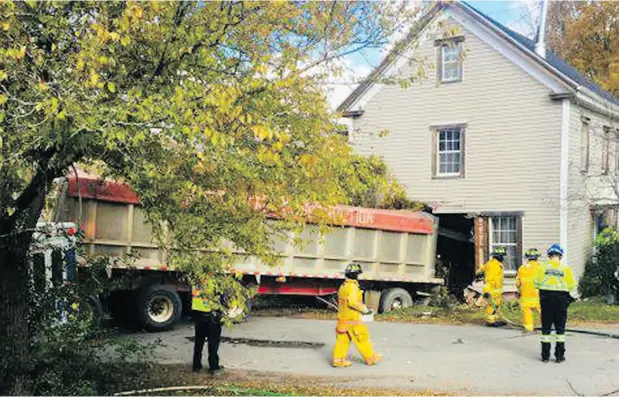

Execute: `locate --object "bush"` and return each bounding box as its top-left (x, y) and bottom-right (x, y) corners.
top-left (0, 248), bottom-right (158, 396)
top-left (579, 227), bottom-right (619, 304)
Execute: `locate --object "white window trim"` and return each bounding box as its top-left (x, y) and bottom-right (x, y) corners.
top-left (488, 216), bottom-right (519, 273)
top-left (440, 45), bottom-right (462, 83)
top-left (436, 127), bottom-right (463, 177)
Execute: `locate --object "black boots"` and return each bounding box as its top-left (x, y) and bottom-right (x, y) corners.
top-left (555, 342), bottom-right (565, 363)
top-left (541, 342), bottom-right (551, 362)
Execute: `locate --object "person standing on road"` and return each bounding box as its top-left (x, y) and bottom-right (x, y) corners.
top-left (517, 248), bottom-right (542, 332)
top-left (534, 244), bottom-right (577, 363)
top-left (191, 282), bottom-right (226, 375)
top-left (332, 263), bottom-right (383, 367)
top-left (475, 247), bottom-right (506, 327)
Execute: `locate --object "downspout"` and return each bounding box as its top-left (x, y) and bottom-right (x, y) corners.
top-left (560, 98), bottom-right (571, 265)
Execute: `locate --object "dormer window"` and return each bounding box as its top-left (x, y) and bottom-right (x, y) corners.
top-left (436, 37), bottom-right (464, 83)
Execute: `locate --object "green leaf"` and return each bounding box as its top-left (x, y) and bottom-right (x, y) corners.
top-left (107, 82), bottom-right (116, 93)
top-left (0, 94), bottom-right (7, 105)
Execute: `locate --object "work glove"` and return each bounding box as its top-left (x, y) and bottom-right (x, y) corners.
top-left (474, 273), bottom-right (484, 281)
top-left (363, 308), bottom-right (373, 315)
top-left (482, 292), bottom-right (491, 299)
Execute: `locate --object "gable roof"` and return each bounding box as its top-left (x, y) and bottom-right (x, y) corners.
top-left (338, 1), bottom-right (619, 113)
top-left (469, 2), bottom-right (619, 106)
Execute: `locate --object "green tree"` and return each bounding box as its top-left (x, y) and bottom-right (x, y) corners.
top-left (547, 1), bottom-right (619, 95)
top-left (0, 1), bottom-right (425, 393)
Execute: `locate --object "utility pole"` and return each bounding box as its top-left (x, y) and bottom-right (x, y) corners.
top-left (535, 0), bottom-right (549, 58)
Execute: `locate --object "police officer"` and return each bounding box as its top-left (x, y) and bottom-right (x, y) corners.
top-left (191, 282), bottom-right (225, 375)
top-left (534, 244), bottom-right (577, 363)
top-left (332, 263), bottom-right (383, 367)
top-left (475, 247), bottom-right (506, 327)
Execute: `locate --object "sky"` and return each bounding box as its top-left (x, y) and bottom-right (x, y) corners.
top-left (326, 0), bottom-right (540, 111)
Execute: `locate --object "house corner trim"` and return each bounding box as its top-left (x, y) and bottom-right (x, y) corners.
top-left (560, 98), bottom-right (571, 264)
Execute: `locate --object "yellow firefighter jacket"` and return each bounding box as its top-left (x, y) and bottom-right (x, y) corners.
top-left (534, 260), bottom-right (577, 292)
top-left (336, 279), bottom-right (368, 325)
top-left (516, 260), bottom-right (540, 308)
top-left (479, 258), bottom-right (504, 296)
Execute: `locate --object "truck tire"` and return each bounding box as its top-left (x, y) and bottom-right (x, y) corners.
top-left (379, 288), bottom-right (413, 313)
top-left (80, 295), bottom-right (104, 328)
top-left (138, 285), bottom-right (182, 332)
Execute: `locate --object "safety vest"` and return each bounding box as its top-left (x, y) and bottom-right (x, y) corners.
top-left (517, 260), bottom-right (540, 307)
top-left (534, 260), bottom-right (576, 292)
top-left (191, 285), bottom-right (211, 313)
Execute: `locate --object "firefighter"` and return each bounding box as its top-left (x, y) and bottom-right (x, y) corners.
top-left (517, 248), bottom-right (541, 332)
top-left (534, 244), bottom-right (577, 363)
top-left (332, 263), bottom-right (383, 367)
top-left (475, 247), bottom-right (506, 327)
top-left (191, 282), bottom-right (225, 375)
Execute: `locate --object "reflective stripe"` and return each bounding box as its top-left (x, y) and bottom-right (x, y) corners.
top-left (556, 334), bottom-right (566, 343)
top-left (541, 334), bottom-right (552, 343)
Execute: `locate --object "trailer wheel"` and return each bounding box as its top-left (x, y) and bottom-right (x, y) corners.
top-left (380, 288), bottom-right (413, 313)
top-left (80, 295), bottom-right (104, 328)
top-left (138, 285), bottom-right (182, 332)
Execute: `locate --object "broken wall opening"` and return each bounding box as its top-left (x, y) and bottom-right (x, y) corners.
top-left (435, 214), bottom-right (475, 299)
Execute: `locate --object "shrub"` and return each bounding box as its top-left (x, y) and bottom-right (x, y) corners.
top-left (579, 227), bottom-right (619, 304)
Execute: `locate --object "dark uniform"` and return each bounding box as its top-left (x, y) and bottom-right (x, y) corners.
top-left (191, 285), bottom-right (225, 374)
top-left (534, 244), bottom-right (576, 363)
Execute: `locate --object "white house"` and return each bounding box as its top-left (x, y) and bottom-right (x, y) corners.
top-left (338, 2), bottom-right (619, 287)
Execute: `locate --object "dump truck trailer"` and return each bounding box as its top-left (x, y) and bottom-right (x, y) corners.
top-left (53, 172), bottom-right (443, 331)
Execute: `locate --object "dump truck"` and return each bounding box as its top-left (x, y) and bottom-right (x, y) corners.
top-left (52, 172), bottom-right (443, 331)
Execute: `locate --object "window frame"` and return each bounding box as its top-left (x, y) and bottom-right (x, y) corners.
top-left (580, 116), bottom-right (590, 174)
top-left (487, 213), bottom-right (523, 274)
top-left (603, 126), bottom-right (611, 175)
top-left (435, 36), bottom-right (464, 84)
top-left (431, 123), bottom-right (466, 179)
top-left (615, 129), bottom-right (619, 175)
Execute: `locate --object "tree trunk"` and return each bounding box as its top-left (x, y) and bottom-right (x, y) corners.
top-left (0, 187), bottom-right (46, 395)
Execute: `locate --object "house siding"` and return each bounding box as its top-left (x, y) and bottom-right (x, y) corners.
top-left (568, 104), bottom-right (619, 276)
top-left (350, 17), bottom-right (563, 272)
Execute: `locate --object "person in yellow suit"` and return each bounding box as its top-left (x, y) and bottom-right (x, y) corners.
top-left (517, 248), bottom-right (542, 332)
top-left (332, 263), bottom-right (383, 367)
top-left (475, 247), bottom-right (506, 327)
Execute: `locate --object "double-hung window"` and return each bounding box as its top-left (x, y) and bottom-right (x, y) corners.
top-left (489, 216), bottom-right (520, 271)
top-left (436, 37), bottom-right (464, 83)
top-left (433, 125), bottom-right (465, 178)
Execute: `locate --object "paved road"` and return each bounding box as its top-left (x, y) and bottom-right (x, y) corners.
top-left (130, 317), bottom-right (619, 395)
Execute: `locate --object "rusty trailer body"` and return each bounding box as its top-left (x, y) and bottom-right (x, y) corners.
top-left (55, 173), bottom-right (442, 331)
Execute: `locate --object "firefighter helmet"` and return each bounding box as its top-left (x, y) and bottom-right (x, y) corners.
top-left (547, 243), bottom-right (564, 257)
top-left (491, 246), bottom-right (507, 258)
top-left (524, 248), bottom-right (541, 260)
top-left (344, 263), bottom-right (363, 278)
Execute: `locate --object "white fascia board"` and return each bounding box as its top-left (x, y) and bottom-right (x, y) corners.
top-left (347, 13), bottom-right (447, 113)
top-left (560, 98), bottom-right (571, 265)
top-left (446, 7), bottom-right (571, 95)
top-left (574, 91), bottom-right (619, 119)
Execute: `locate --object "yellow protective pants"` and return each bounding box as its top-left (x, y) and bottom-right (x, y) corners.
top-left (485, 294), bottom-right (502, 323)
top-left (332, 323), bottom-right (382, 367)
top-left (521, 304), bottom-right (541, 332)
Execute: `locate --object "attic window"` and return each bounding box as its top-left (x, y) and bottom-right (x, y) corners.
top-left (436, 36), bottom-right (464, 83)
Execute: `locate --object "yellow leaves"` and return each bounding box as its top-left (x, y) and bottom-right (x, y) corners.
top-left (51, 43), bottom-right (56, 52)
top-left (0, 94), bottom-right (7, 105)
top-left (99, 55), bottom-right (108, 65)
top-left (2, 22), bottom-right (10, 31)
top-left (90, 72), bottom-right (100, 86)
top-left (299, 154), bottom-right (318, 174)
top-left (110, 32), bottom-right (120, 41)
top-left (107, 82), bottom-right (116, 93)
top-left (251, 125), bottom-right (274, 141)
top-left (76, 58), bottom-right (85, 71)
top-left (120, 35), bottom-right (131, 47)
top-left (50, 97), bottom-right (58, 113)
top-left (38, 81), bottom-right (48, 91)
top-left (57, 110), bottom-right (67, 120)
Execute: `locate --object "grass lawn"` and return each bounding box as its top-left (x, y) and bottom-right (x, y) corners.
top-left (252, 297), bottom-right (619, 327)
top-left (115, 364), bottom-right (449, 396)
